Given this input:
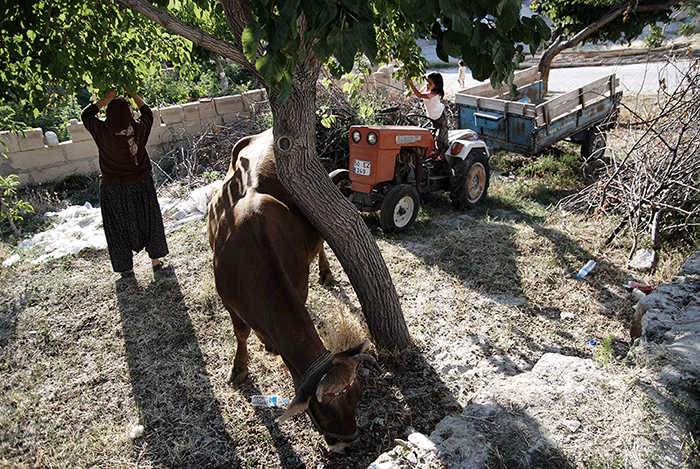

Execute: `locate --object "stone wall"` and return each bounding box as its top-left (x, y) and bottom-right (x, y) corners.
top-left (0, 89), bottom-right (267, 187)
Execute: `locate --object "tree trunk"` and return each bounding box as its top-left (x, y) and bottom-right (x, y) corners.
top-left (115, 0), bottom-right (412, 351)
top-left (268, 61), bottom-right (412, 352)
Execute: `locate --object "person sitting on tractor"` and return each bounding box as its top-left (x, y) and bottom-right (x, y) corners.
top-left (406, 73), bottom-right (448, 160)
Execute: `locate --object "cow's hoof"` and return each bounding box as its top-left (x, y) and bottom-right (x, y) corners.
top-left (319, 269), bottom-right (334, 286)
top-left (227, 367), bottom-right (249, 385)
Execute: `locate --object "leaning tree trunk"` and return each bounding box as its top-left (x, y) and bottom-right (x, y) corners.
top-left (114, 0), bottom-right (412, 351)
top-left (269, 62), bottom-right (412, 352)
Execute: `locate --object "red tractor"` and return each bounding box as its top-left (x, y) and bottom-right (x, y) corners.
top-left (329, 115), bottom-right (491, 232)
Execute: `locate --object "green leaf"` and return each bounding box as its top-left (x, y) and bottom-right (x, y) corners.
top-left (26, 29), bottom-right (36, 41)
top-left (451, 11), bottom-right (475, 36)
top-left (267, 14), bottom-right (291, 52)
top-left (533, 15), bottom-right (552, 40)
top-left (256, 52), bottom-right (286, 83)
top-left (497, 0), bottom-right (519, 32)
top-left (435, 34), bottom-right (449, 63)
top-left (340, 0), bottom-right (361, 14)
top-left (471, 22), bottom-right (489, 47)
top-left (356, 20), bottom-right (377, 63)
top-left (400, 0), bottom-right (438, 22)
top-left (464, 53), bottom-right (494, 81)
top-left (441, 30), bottom-right (465, 58)
top-left (277, 69), bottom-right (292, 103)
top-left (279, 0), bottom-right (301, 22)
top-left (492, 41), bottom-right (511, 67)
top-left (327, 27), bottom-right (359, 73)
top-left (312, 39), bottom-right (332, 64)
top-left (242, 23), bottom-right (264, 62)
top-left (302, 0), bottom-right (338, 32)
top-left (474, 0), bottom-right (496, 15)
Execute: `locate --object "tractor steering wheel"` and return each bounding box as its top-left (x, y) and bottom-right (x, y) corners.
top-left (405, 114), bottom-right (440, 155)
top-left (405, 114), bottom-right (438, 133)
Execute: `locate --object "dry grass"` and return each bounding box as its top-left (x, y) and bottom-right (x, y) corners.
top-left (1, 130), bottom-right (697, 468)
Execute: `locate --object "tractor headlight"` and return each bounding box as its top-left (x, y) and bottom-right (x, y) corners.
top-left (351, 130), bottom-right (362, 143)
top-left (367, 132), bottom-right (378, 145)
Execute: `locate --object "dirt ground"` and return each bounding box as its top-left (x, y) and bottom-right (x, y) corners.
top-left (1, 66), bottom-right (698, 467)
top-left (1, 160), bottom-right (695, 468)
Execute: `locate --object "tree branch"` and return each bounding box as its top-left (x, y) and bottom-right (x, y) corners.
top-left (539, 0), bottom-right (685, 92)
top-left (114, 0), bottom-right (264, 82)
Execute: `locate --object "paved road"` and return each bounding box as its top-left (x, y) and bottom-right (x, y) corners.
top-left (434, 61), bottom-right (687, 100)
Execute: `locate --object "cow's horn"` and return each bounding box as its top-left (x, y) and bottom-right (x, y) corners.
top-left (277, 350), bottom-right (335, 424)
top-left (277, 394), bottom-right (310, 423)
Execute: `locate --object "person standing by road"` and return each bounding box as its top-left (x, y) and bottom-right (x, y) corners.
top-left (406, 73), bottom-right (449, 159)
top-left (457, 60), bottom-right (467, 88)
top-left (81, 88), bottom-right (169, 278)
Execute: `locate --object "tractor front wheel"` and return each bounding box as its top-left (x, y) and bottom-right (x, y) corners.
top-left (380, 184), bottom-right (420, 233)
top-left (450, 150), bottom-right (490, 210)
top-left (329, 169), bottom-right (353, 201)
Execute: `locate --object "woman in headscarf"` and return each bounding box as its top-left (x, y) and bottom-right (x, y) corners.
top-left (81, 88), bottom-right (168, 278)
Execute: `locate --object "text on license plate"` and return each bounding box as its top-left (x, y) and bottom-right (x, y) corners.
top-left (353, 159), bottom-right (371, 176)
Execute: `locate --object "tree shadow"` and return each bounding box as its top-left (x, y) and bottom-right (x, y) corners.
top-left (0, 285), bottom-right (27, 347)
top-left (116, 268), bottom-right (239, 468)
top-left (397, 220), bottom-right (525, 303)
top-left (432, 401), bottom-right (576, 469)
top-left (319, 349), bottom-right (576, 468)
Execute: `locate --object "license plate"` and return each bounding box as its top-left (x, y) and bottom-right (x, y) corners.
top-left (353, 159), bottom-right (371, 176)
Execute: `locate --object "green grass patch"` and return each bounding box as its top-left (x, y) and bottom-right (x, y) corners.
top-left (595, 335), bottom-right (615, 364)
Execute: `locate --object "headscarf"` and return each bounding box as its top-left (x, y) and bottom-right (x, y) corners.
top-left (106, 97), bottom-right (139, 164)
top-left (105, 97), bottom-right (133, 133)
top-left (115, 123), bottom-right (139, 165)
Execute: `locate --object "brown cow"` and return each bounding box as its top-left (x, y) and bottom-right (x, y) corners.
top-left (207, 129), bottom-right (372, 451)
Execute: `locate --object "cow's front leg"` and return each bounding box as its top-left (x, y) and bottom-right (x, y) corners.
top-left (227, 312), bottom-right (251, 384)
top-left (317, 245), bottom-right (334, 285)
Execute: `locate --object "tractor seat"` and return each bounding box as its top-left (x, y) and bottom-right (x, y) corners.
top-left (448, 129), bottom-right (479, 141)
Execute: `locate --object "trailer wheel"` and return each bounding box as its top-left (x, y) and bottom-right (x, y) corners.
top-left (329, 169), bottom-right (353, 201)
top-left (450, 150), bottom-right (490, 210)
top-left (380, 184), bottom-right (420, 233)
top-left (582, 128), bottom-right (606, 159)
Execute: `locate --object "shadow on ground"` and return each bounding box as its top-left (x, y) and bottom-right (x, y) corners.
top-left (116, 267), bottom-right (238, 468)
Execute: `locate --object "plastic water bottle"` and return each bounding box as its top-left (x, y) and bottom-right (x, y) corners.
top-left (576, 260), bottom-right (596, 279)
top-left (251, 395), bottom-right (289, 407)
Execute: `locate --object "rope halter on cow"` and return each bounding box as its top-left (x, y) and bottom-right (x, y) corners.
top-left (298, 350), bottom-right (359, 443)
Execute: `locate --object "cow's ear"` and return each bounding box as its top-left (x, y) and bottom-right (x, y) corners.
top-left (316, 342), bottom-right (375, 401)
top-left (277, 394), bottom-right (310, 424)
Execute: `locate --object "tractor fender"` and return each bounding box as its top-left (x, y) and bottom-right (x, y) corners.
top-left (445, 139), bottom-right (490, 165)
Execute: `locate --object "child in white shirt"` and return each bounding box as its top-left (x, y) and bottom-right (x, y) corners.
top-left (407, 72), bottom-right (448, 159)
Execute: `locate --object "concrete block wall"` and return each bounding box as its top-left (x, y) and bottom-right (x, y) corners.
top-left (0, 89), bottom-right (268, 187)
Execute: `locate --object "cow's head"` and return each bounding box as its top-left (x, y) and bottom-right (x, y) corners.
top-left (278, 341), bottom-right (374, 452)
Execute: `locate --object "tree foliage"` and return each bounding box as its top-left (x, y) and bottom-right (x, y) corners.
top-left (533, 0), bottom-right (681, 45)
top-left (0, 0), bottom-right (189, 111)
top-left (0, 0), bottom-right (552, 108)
top-left (532, 0), bottom-right (698, 92)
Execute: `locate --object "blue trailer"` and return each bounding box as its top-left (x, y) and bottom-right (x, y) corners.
top-left (455, 67), bottom-right (622, 158)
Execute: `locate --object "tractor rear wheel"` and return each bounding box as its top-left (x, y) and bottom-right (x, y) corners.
top-left (329, 169), bottom-right (353, 201)
top-left (450, 150), bottom-right (490, 210)
top-left (380, 184), bottom-right (420, 233)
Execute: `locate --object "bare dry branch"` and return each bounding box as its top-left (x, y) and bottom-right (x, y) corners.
top-left (557, 54), bottom-right (700, 266)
